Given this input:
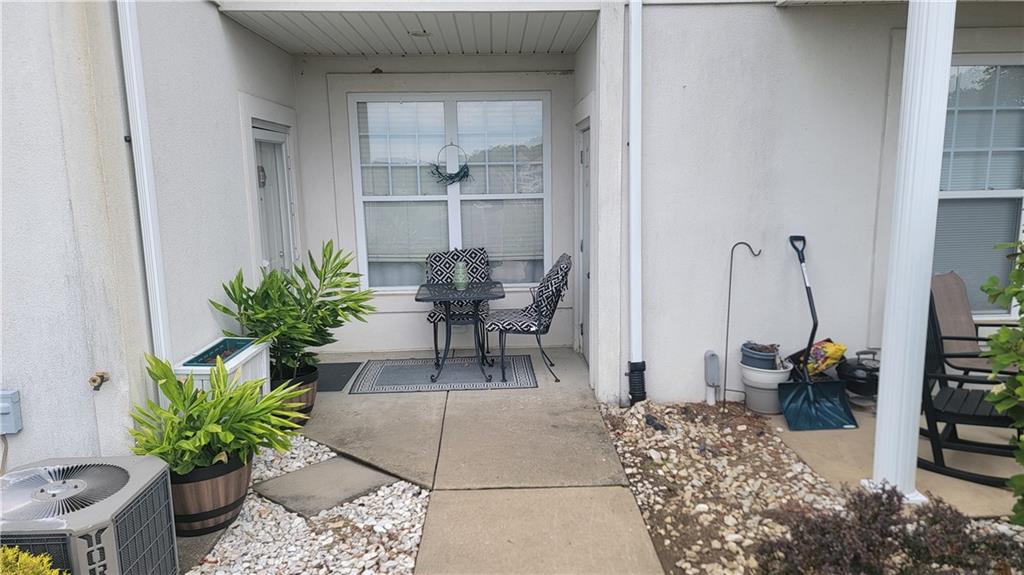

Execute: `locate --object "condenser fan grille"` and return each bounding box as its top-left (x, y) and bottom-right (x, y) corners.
top-left (2, 463), bottom-right (130, 520)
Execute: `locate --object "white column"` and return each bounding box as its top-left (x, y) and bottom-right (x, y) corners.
top-left (871, 0), bottom-right (956, 502)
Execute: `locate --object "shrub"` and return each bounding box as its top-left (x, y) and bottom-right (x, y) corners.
top-left (0, 547), bottom-right (64, 575)
top-left (756, 485), bottom-right (1024, 574)
top-left (980, 239), bottom-right (1024, 525)
top-left (212, 241), bottom-right (374, 380)
top-left (130, 355), bottom-right (306, 475)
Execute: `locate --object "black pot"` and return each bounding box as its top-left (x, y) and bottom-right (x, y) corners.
top-left (271, 364), bottom-right (318, 425)
top-left (170, 456), bottom-right (251, 537)
top-left (837, 350), bottom-right (880, 396)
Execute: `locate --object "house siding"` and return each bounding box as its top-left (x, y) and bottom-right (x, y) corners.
top-left (640, 2), bottom-right (1024, 403)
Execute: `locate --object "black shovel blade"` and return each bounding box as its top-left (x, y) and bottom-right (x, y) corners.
top-left (778, 380), bottom-right (858, 431)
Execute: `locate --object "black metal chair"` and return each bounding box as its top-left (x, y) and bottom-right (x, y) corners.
top-left (425, 247), bottom-right (491, 366)
top-left (485, 254), bottom-right (572, 382)
top-left (918, 297), bottom-right (1020, 487)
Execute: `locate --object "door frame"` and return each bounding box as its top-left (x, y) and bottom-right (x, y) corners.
top-left (574, 117), bottom-right (592, 363)
top-left (238, 92), bottom-right (303, 279)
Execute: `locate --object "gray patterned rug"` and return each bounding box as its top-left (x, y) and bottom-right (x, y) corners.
top-left (348, 355), bottom-right (537, 394)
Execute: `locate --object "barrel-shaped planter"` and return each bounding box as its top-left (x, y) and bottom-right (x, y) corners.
top-left (271, 365), bottom-right (318, 426)
top-left (170, 457), bottom-right (251, 537)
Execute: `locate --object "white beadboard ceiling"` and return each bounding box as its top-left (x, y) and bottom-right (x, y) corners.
top-left (221, 10), bottom-right (598, 56)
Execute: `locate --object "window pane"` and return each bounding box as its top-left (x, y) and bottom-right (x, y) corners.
top-left (948, 151), bottom-right (988, 191)
top-left (955, 66), bottom-right (997, 107)
top-left (365, 201), bottom-right (449, 287)
top-left (460, 166), bottom-right (487, 195)
top-left (391, 166), bottom-right (419, 195)
top-left (951, 110), bottom-right (992, 149)
top-left (934, 198), bottom-right (1021, 312)
top-left (993, 110), bottom-right (1024, 148)
top-left (996, 66), bottom-right (1024, 107)
top-left (488, 165), bottom-right (514, 194)
top-left (357, 102), bottom-right (387, 133)
top-left (940, 152), bottom-right (951, 191)
top-left (461, 199), bottom-right (543, 283)
top-left (389, 135), bottom-right (418, 165)
top-left (417, 102), bottom-right (445, 133)
top-left (361, 166), bottom-right (390, 196)
top-left (989, 151), bottom-right (1024, 190)
top-left (515, 163), bottom-right (543, 195)
top-left (359, 135), bottom-right (388, 164)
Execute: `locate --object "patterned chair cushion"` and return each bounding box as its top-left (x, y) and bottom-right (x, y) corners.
top-left (485, 254), bottom-right (572, 334)
top-left (425, 248), bottom-right (491, 324)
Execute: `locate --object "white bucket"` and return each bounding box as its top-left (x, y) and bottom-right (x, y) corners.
top-left (741, 362), bottom-right (792, 415)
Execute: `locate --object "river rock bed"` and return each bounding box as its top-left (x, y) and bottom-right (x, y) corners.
top-left (601, 401), bottom-right (1024, 575)
top-left (184, 481), bottom-right (429, 575)
top-left (251, 434), bottom-right (337, 483)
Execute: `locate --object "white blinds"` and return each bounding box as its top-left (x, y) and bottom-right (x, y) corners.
top-left (933, 198), bottom-right (1021, 312)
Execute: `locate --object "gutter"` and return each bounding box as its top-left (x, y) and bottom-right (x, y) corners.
top-left (627, 0), bottom-right (646, 404)
top-left (116, 0), bottom-right (172, 362)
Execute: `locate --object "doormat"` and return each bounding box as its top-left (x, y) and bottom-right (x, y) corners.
top-left (317, 362), bottom-right (364, 392)
top-left (348, 355), bottom-right (537, 394)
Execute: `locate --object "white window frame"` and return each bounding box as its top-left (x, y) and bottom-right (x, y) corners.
top-left (942, 53), bottom-right (1024, 318)
top-left (238, 93), bottom-right (303, 279)
top-left (347, 91), bottom-right (553, 292)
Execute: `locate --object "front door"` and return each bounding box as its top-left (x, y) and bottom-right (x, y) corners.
top-left (579, 127), bottom-right (591, 363)
top-left (253, 127), bottom-right (295, 272)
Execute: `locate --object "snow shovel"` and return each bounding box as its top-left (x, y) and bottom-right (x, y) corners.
top-left (778, 235), bottom-right (858, 431)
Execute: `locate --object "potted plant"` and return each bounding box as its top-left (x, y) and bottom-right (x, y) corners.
top-left (130, 355), bottom-right (305, 536)
top-left (739, 341), bottom-right (791, 414)
top-left (211, 241), bottom-right (374, 423)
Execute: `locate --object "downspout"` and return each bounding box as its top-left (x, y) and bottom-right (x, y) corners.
top-left (116, 0), bottom-right (172, 363)
top-left (627, 0), bottom-right (646, 404)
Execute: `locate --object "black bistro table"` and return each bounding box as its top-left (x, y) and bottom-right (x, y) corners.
top-left (415, 280), bottom-right (505, 382)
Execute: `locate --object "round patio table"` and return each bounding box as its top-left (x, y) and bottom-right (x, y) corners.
top-left (415, 281), bottom-right (505, 382)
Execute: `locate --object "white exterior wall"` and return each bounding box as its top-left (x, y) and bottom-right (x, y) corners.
top-left (135, 1), bottom-right (296, 363)
top-left (293, 56), bottom-right (578, 353)
top-left (640, 2), bottom-right (1024, 403)
top-left (2, 3), bottom-right (151, 468)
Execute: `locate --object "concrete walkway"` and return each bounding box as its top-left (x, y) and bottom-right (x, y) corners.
top-left (311, 347), bottom-right (662, 575)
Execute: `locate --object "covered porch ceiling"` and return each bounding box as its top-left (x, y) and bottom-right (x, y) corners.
top-left (218, 7), bottom-right (598, 56)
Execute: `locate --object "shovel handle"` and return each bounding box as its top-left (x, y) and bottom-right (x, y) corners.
top-left (789, 235), bottom-right (807, 263)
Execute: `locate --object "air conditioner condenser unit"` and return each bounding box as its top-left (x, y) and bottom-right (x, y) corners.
top-left (1, 456), bottom-right (177, 575)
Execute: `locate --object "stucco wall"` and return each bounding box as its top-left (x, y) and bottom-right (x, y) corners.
top-left (293, 56), bottom-right (577, 353)
top-left (2, 2), bottom-right (151, 467)
top-left (136, 1), bottom-right (296, 363)
top-left (640, 2), bottom-right (1024, 403)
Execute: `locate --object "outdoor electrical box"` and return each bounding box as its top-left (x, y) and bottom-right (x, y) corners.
top-left (0, 390), bottom-right (22, 434)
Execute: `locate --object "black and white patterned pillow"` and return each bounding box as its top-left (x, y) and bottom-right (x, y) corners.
top-left (424, 247), bottom-right (492, 323)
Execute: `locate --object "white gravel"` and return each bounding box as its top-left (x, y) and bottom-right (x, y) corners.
top-left (185, 482), bottom-right (429, 575)
top-left (251, 434), bottom-right (337, 483)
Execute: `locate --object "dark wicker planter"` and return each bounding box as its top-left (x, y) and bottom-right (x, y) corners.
top-left (271, 364), bottom-right (318, 426)
top-left (170, 457), bottom-right (252, 537)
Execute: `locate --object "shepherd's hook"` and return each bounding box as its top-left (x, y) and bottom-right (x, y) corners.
top-left (722, 241), bottom-right (763, 407)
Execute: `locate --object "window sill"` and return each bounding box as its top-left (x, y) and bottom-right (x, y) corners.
top-left (369, 284), bottom-right (538, 296)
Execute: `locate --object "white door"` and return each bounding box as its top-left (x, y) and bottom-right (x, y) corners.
top-left (253, 127), bottom-right (296, 272)
top-left (580, 127), bottom-right (591, 363)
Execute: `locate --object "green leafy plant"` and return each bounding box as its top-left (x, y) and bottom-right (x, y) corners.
top-left (212, 241), bottom-right (374, 380)
top-left (981, 239), bottom-right (1024, 525)
top-left (130, 355), bottom-right (306, 475)
top-left (1, 547), bottom-right (65, 575)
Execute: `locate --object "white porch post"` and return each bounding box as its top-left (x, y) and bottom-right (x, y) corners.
top-left (871, 0), bottom-right (956, 501)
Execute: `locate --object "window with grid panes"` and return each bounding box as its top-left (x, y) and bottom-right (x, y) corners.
top-left (934, 63), bottom-right (1024, 313)
top-left (352, 95), bottom-right (548, 288)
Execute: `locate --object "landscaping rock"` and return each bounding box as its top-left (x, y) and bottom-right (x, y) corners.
top-left (600, 401), bottom-right (1024, 575)
top-left (185, 482), bottom-right (429, 575)
top-left (251, 434), bottom-right (337, 483)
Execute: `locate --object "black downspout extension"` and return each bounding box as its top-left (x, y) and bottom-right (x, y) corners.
top-left (628, 361), bottom-right (647, 405)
